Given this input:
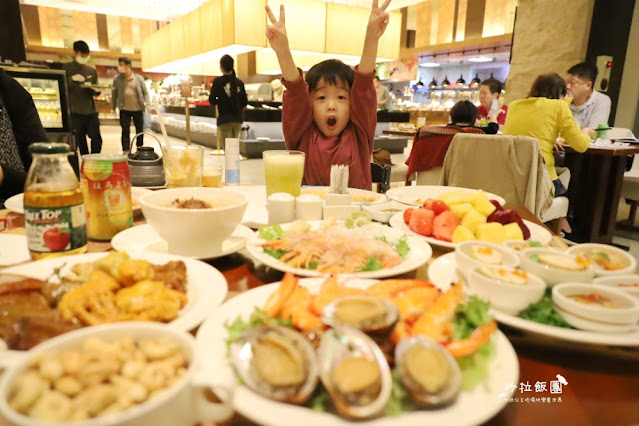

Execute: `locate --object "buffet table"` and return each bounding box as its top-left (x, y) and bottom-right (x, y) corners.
top-left (1, 198), bottom-right (638, 425)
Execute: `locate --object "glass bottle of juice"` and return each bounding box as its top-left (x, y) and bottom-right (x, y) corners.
top-left (24, 143), bottom-right (87, 260)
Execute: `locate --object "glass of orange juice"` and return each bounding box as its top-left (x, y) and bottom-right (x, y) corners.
top-left (263, 150), bottom-right (305, 196)
top-left (203, 164), bottom-right (223, 187)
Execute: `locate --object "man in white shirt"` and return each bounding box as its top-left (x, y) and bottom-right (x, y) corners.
top-left (566, 62), bottom-right (611, 136)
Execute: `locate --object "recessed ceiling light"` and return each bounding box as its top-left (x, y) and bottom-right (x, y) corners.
top-left (468, 57), bottom-right (493, 63)
top-left (419, 62), bottom-right (440, 67)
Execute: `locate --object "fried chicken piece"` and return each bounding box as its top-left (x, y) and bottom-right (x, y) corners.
top-left (0, 277), bottom-right (46, 296)
top-left (57, 270), bottom-right (121, 326)
top-left (117, 259), bottom-right (155, 288)
top-left (151, 261), bottom-right (187, 293)
top-left (114, 280), bottom-right (187, 323)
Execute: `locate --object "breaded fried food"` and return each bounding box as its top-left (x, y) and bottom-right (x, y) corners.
top-left (57, 270), bottom-right (120, 325)
top-left (115, 281), bottom-right (187, 322)
top-left (152, 261), bottom-right (187, 293)
top-left (117, 259), bottom-right (155, 288)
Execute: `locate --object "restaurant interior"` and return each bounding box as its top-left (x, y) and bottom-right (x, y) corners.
top-left (1, 0), bottom-right (639, 425)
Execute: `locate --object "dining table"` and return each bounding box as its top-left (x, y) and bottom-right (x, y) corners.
top-left (1, 195), bottom-right (638, 426)
top-left (563, 144), bottom-right (639, 244)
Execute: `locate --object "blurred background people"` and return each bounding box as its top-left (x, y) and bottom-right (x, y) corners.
top-left (566, 62), bottom-right (611, 136)
top-left (271, 78), bottom-right (284, 101)
top-left (62, 40), bottom-right (102, 155)
top-left (209, 55), bottom-right (248, 150)
top-left (477, 78), bottom-right (507, 127)
top-left (503, 73), bottom-right (590, 196)
top-left (450, 100), bottom-right (499, 134)
top-left (374, 76), bottom-right (391, 111)
top-left (0, 68), bottom-right (47, 207)
top-left (112, 56), bottom-right (149, 153)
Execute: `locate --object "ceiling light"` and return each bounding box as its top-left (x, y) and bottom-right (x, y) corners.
top-left (419, 62), bottom-right (440, 67)
top-left (468, 57), bottom-right (493, 63)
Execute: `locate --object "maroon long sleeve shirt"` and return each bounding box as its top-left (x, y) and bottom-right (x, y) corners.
top-left (281, 67), bottom-right (376, 190)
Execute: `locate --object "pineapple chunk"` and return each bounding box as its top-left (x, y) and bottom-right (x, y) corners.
top-left (461, 208), bottom-right (487, 234)
top-left (449, 202), bottom-right (473, 219)
top-left (471, 190), bottom-right (497, 216)
top-left (503, 222), bottom-right (524, 241)
top-left (452, 225), bottom-right (476, 244)
top-left (477, 223), bottom-right (506, 244)
top-left (437, 190), bottom-right (473, 205)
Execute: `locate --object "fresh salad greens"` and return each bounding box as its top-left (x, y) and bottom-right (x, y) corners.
top-left (362, 257), bottom-right (383, 271)
top-left (263, 247), bottom-right (286, 259)
top-left (258, 224), bottom-right (285, 241)
top-left (456, 340), bottom-right (496, 391)
top-left (377, 235), bottom-right (410, 259)
top-left (344, 211), bottom-right (372, 228)
top-left (519, 290), bottom-right (572, 328)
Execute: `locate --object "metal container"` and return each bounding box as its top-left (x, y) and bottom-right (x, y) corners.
top-left (127, 132), bottom-right (165, 187)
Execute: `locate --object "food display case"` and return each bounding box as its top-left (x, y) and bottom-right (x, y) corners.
top-left (1, 66), bottom-right (72, 137)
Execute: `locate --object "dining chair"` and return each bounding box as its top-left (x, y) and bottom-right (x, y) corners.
top-left (371, 162), bottom-right (392, 194)
top-left (440, 134), bottom-right (569, 232)
top-left (616, 129), bottom-right (639, 229)
top-left (405, 125), bottom-right (484, 186)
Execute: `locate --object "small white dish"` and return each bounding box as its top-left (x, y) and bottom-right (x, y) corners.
top-left (520, 248), bottom-right (594, 287)
top-left (594, 274), bottom-right (639, 301)
top-left (467, 264), bottom-right (546, 315)
top-left (256, 137), bottom-right (271, 141)
top-left (0, 234), bottom-right (30, 266)
top-left (455, 241), bottom-right (519, 280)
top-left (552, 283), bottom-right (639, 333)
top-left (362, 200), bottom-right (408, 224)
top-left (567, 243), bottom-right (637, 276)
top-left (111, 224), bottom-right (254, 259)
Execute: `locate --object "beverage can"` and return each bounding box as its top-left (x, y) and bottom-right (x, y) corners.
top-left (80, 154), bottom-right (133, 240)
top-left (24, 143), bottom-right (88, 259)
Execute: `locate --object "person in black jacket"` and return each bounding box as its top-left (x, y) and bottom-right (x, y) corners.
top-left (0, 68), bottom-right (48, 207)
top-left (449, 100), bottom-right (499, 134)
top-left (209, 55), bottom-right (248, 150)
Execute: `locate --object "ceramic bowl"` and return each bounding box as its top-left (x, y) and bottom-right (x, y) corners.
top-left (467, 264), bottom-right (546, 315)
top-left (552, 283), bottom-right (639, 333)
top-left (361, 200), bottom-right (409, 224)
top-left (455, 241), bottom-right (519, 280)
top-left (0, 322), bottom-right (232, 426)
top-left (519, 248), bottom-right (594, 287)
top-left (567, 243), bottom-right (636, 276)
top-left (593, 274), bottom-right (639, 301)
top-left (141, 187), bottom-right (247, 257)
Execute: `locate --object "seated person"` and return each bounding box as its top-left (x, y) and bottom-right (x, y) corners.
top-left (476, 78), bottom-right (508, 127)
top-left (503, 73), bottom-right (590, 196)
top-left (0, 68), bottom-right (48, 207)
top-left (449, 100), bottom-right (499, 134)
top-left (566, 62), bottom-right (611, 136)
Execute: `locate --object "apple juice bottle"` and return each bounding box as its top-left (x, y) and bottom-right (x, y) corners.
top-left (24, 143), bottom-right (87, 260)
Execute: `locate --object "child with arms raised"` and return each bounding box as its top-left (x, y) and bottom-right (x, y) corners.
top-left (265, 0), bottom-right (392, 190)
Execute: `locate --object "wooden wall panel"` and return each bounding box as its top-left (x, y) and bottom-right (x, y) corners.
top-left (20, 4), bottom-right (42, 46)
top-left (437, 0), bottom-right (455, 44)
top-left (415, 1), bottom-right (432, 47)
top-left (38, 6), bottom-right (64, 47)
top-left (72, 11), bottom-right (98, 50)
top-left (483, 0), bottom-right (507, 37)
top-left (465, 0), bottom-right (486, 39)
top-left (120, 17), bottom-right (134, 53)
top-left (96, 14), bottom-right (109, 50)
top-left (455, 0), bottom-right (467, 41)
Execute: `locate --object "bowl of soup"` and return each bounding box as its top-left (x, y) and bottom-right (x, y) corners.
top-left (140, 188), bottom-right (247, 257)
top-left (567, 243), bottom-right (636, 276)
top-left (520, 248), bottom-right (594, 287)
top-left (455, 241), bottom-right (519, 280)
top-left (467, 265), bottom-right (546, 315)
top-left (552, 283), bottom-right (639, 333)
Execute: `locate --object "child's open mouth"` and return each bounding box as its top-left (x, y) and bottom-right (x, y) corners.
top-left (327, 116), bottom-right (337, 129)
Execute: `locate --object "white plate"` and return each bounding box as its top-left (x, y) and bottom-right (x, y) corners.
top-left (246, 221), bottom-right (432, 278)
top-left (428, 253), bottom-right (639, 346)
top-left (111, 224), bottom-right (254, 259)
top-left (389, 213), bottom-right (552, 250)
top-left (386, 186), bottom-right (506, 207)
top-left (301, 186), bottom-right (388, 205)
top-left (2, 252), bottom-right (227, 333)
top-left (195, 278), bottom-right (519, 426)
top-left (5, 187), bottom-right (152, 214)
top-left (0, 234), bottom-right (30, 266)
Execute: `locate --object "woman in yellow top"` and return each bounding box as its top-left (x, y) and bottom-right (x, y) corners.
top-left (503, 73), bottom-right (590, 195)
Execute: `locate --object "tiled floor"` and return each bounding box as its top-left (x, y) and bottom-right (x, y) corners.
top-left (100, 124), bottom-right (639, 253)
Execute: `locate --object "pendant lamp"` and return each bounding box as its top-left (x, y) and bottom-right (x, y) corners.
top-left (470, 73), bottom-right (481, 87)
top-left (428, 77), bottom-right (438, 89)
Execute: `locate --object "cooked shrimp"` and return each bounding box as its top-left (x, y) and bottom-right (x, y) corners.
top-left (393, 286), bottom-right (440, 323)
top-left (411, 282), bottom-right (464, 342)
top-left (310, 276), bottom-right (362, 316)
top-left (263, 273), bottom-right (298, 318)
top-left (445, 321), bottom-right (497, 358)
top-left (365, 279), bottom-right (436, 299)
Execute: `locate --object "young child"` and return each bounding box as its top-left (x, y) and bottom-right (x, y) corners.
top-left (265, 0), bottom-right (392, 190)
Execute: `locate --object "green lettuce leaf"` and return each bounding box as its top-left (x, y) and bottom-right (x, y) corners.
top-left (258, 225), bottom-right (285, 241)
top-left (263, 247), bottom-right (286, 259)
top-left (452, 295), bottom-right (492, 340)
top-left (361, 257), bottom-right (383, 271)
top-left (519, 290), bottom-right (572, 328)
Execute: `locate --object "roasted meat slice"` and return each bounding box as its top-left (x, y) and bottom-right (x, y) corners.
top-left (3, 312), bottom-right (80, 350)
top-left (152, 260), bottom-right (188, 293)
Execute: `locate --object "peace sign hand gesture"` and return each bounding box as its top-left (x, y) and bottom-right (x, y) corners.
top-left (366, 0), bottom-right (391, 41)
top-left (266, 4), bottom-right (289, 54)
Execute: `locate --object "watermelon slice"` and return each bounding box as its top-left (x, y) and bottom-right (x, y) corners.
top-left (403, 208), bottom-right (415, 225)
top-left (433, 210), bottom-right (461, 242)
top-left (409, 208), bottom-right (435, 237)
top-left (422, 199), bottom-right (449, 215)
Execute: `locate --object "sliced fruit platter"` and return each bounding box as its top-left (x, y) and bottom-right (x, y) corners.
top-left (389, 189), bottom-right (552, 249)
top-left (195, 274), bottom-right (519, 425)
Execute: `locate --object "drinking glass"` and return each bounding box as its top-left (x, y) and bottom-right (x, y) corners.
top-left (163, 145), bottom-right (203, 188)
top-left (263, 150), bottom-right (305, 197)
top-left (203, 164), bottom-right (223, 187)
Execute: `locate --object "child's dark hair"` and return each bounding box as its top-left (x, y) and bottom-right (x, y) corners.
top-left (305, 59), bottom-right (355, 92)
top-left (450, 101), bottom-right (478, 125)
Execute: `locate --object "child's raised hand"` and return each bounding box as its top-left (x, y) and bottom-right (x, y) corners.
top-left (266, 4), bottom-right (289, 53)
top-left (366, 0), bottom-right (391, 40)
